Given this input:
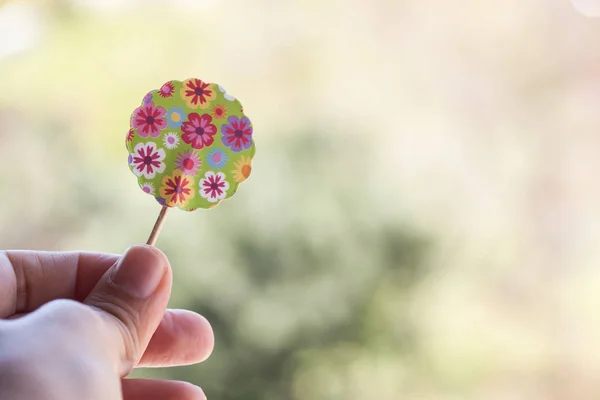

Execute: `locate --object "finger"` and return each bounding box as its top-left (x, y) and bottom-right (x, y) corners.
top-left (83, 245), bottom-right (172, 376)
top-left (0, 250), bottom-right (119, 317)
top-left (138, 309), bottom-right (214, 367)
top-left (4, 308), bottom-right (214, 367)
top-left (122, 379), bottom-right (205, 400)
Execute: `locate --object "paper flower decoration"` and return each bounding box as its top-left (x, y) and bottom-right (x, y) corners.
top-left (126, 78), bottom-right (255, 244)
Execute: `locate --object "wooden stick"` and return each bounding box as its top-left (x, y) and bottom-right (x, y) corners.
top-left (146, 206), bottom-right (168, 246)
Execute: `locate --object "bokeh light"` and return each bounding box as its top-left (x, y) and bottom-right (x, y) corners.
top-left (571, 0), bottom-right (600, 16)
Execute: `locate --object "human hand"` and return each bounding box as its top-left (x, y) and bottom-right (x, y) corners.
top-left (0, 245), bottom-right (213, 400)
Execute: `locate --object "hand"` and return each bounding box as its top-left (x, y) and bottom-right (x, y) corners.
top-left (0, 245), bottom-right (214, 400)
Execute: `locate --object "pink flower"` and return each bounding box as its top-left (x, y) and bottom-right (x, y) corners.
top-left (131, 142), bottom-right (166, 179)
top-left (131, 102), bottom-right (167, 138)
top-left (159, 81), bottom-right (175, 98)
top-left (199, 171), bottom-right (230, 203)
top-left (181, 113), bottom-right (217, 149)
top-left (175, 150), bottom-right (202, 176)
top-left (126, 128), bottom-right (134, 142)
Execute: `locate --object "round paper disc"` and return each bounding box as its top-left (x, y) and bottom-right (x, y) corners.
top-left (125, 79), bottom-right (255, 211)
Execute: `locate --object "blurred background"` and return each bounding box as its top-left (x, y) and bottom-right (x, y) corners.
top-left (1, 0), bottom-right (599, 399)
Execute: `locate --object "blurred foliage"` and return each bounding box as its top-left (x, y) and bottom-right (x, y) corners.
top-left (156, 217), bottom-right (429, 400)
top-left (131, 132), bottom-right (432, 399)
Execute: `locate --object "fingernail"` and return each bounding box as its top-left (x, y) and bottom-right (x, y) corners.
top-left (109, 245), bottom-right (167, 298)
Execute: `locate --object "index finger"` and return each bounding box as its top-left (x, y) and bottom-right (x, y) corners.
top-left (0, 251), bottom-right (119, 318)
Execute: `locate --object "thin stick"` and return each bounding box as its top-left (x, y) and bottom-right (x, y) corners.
top-left (146, 206), bottom-right (169, 246)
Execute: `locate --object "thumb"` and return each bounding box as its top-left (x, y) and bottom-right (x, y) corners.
top-left (84, 244), bottom-right (172, 376)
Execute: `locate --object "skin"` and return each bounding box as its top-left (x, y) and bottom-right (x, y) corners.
top-left (0, 244), bottom-right (214, 400)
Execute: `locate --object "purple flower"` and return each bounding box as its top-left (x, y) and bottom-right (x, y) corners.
top-left (143, 91), bottom-right (154, 104)
top-left (221, 116), bottom-right (253, 152)
top-left (155, 196), bottom-right (167, 206)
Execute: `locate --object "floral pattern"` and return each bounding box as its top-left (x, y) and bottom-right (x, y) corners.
top-left (131, 102), bottom-right (167, 138)
top-left (140, 182), bottom-right (155, 195)
top-left (166, 106), bottom-right (185, 129)
top-left (143, 91), bottom-right (154, 104)
top-left (131, 142), bottom-right (166, 179)
top-left (206, 147), bottom-right (229, 170)
top-left (199, 171), bottom-right (229, 202)
top-left (218, 85), bottom-right (236, 101)
top-left (175, 150), bottom-right (202, 176)
top-left (221, 116), bottom-right (253, 152)
top-left (211, 104), bottom-right (228, 120)
top-left (126, 78), bottom-right (256, 210)
top-left (232, 155), bottom-right (252, 183)
top-left (163, 132), bottom-right (180, 149)
top-left (180, 79), bottom-right (216, 109)
top-left (181, 113), bottom-right (217, 149)
top-left (159, 170), bottom-right (195, 207)
top-left (159, 81), bottom-right (175, 98)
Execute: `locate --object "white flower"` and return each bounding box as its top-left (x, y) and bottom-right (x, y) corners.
top-left (163, 132), bottom-right (180, 149)
top-left (132, 142), bottom-right (166, 179)
top-left (140, 182), bottom-right (155, 195)
top-left (218, 84), bottom-right (236, 101)
top-left (199, 171), bottom-right (229, 202)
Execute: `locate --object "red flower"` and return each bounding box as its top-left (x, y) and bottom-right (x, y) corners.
top-left (211, 104), bottom-right (228, 120)
top-left (181, 113), bottom-right (217, 149)
top-left (126, 128), bottom-right (134, 142)
top-left (180, 79), bottom-right (216, 109)
top-left (131, 102), bottom-right (167, 138)
top-left (159, 81), bottom-right (175, 98)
